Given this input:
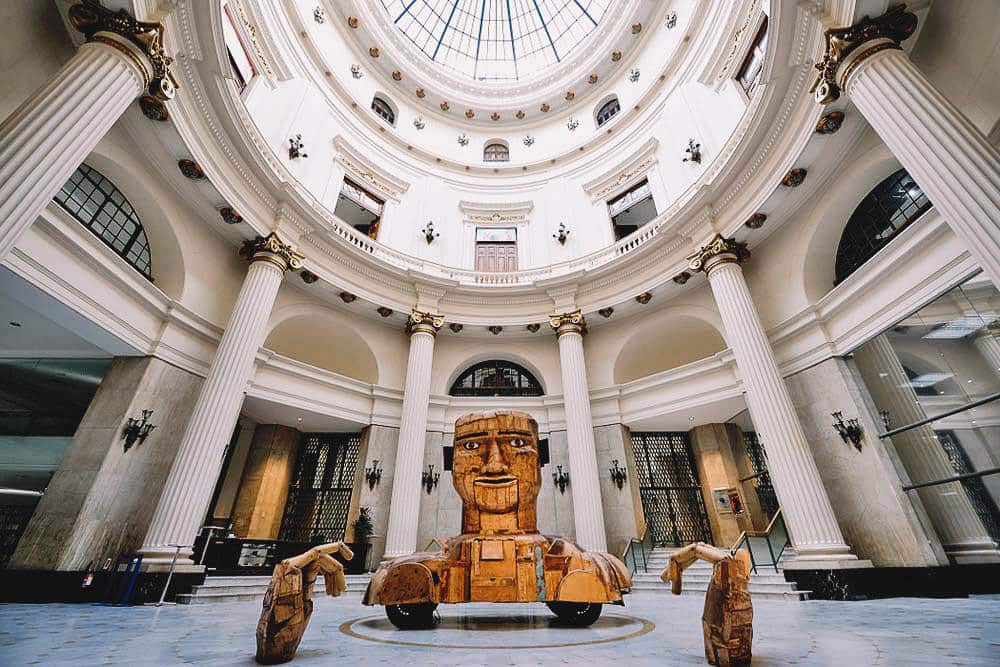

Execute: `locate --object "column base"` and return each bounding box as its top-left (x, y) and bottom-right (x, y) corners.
top-left (137, 545), bottom-right (196, 569)
top-left (782, 544), bottom-right (873, 570)
top-left (946, 544), bottom-right (1000, 565)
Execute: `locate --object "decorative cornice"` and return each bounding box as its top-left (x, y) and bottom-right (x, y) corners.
top-left (459, 200), bottom-right (534, 225)
top-left (548, 310), bottom-right (586, 336)
top-left (238, 233), bottom-right (304, 271)
top-left (582, 138), bottom-right (659, 200)
top-left (69, 0), bottom-right (178, 100)
top-left (686, 234), bottom-right (750, 273)
top-left (812, 4), bottom-right (917, 104)
top-left (333, 136), bottom-right (410, 202)
top-left (406, 308), bottom-right (445, 336)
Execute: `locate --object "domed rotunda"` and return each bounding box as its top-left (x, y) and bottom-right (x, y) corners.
top-left (2, 1), bottom-right (1000, 660)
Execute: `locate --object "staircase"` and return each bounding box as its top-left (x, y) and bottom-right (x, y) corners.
top-left (629, 546), bottom-right (810, 600)
top-left (175, 574), bottom-right (372, 605)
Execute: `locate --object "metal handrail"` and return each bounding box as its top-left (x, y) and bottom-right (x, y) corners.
top-left (731, 508), bottom-right (787, 574)
top-left (879, 391), bottom-right (1000, 438)
top-left (621, 525), bottom-right (650, 575)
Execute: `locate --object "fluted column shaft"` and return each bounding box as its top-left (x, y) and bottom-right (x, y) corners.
top-left (553, 318), bottom-right (608, 552)
top-left (838, 42), bottom-right (1000, 288)
top-left (0, 36), bottom-right (149, 260)
top-left (973, 328), bottom-right (1000, 381)
top-left (383, 318), bottom-right (439, 558)
top-left (140, 251), bottom-right (290, 565)
top-left (704, 258), bottom-right (858, 564)
top-left (854, 334), bottom-right (999, 562)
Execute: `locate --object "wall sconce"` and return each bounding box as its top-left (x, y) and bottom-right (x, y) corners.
top-left (288, 134), bottom-right (308, 159)
top-left (422, 464), bottom-right (440, 494)
top-left (683, 138), bottom-right (701, 164)
top-left (421, 221), bottom-right (439, 244)
top-left (365, 460), bottom-right (382, 490)
top-left (122, 409), bottom-right (156, 452)
top-left (628, 68), bottom-right (640, 83)
top-left (552, 465), bottom-right (570, 494)
top-left (566, 118), bottom-right (580, 131)
top-left (879, 410), bottom-right (891, 432)
top-left (832, 411), bottom-right (863, 451)
top-left (553, 222), bottom-right (570, 245)
top-left (609, 460), bottom-right (627, 490)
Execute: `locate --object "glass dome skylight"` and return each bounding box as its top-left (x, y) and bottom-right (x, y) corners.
top-left (381, 0), bottom-right (611, 82)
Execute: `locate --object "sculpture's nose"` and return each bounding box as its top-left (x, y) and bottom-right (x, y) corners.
top-left (482, 439), bottom-right (509, 475)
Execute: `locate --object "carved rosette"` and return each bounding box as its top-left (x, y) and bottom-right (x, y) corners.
top-left (812, 4), bottom-right (918, 105)
top-left (548, 310), bottom-right (586, 337)
top-left (68, 0), bottom-right (178, 101)
top-left (238, 233), bottom-right (305, 272)
top-left (406, 309), bottom-right (445, 336)
top-left (686, 234), bottom-right (750, 274)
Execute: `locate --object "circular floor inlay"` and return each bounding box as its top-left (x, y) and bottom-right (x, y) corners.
top-left (339, 606), bottom-right (655, 649)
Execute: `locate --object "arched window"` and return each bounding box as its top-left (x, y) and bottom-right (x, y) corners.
top-left (595, 97), bottom-right (620, 127)
top-left (371, 96), bottom-right (395, 125)
top-left (834, 168), bottom-right (931, 284)
top-left (483, 142), bottom-right (509, 162)
top-left (54, 164), bottom-right (153, 280)
top-left (450, 360), bottom-right (543, 397)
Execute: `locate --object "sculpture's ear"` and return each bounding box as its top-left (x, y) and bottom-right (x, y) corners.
top-left (538, 438), bottom-right (549, 466)
top-left (443, 446), bottom-right (454, 471)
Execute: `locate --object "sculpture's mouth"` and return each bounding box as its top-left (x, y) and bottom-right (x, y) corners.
top-left (474, 476), bottom-right (516, 486)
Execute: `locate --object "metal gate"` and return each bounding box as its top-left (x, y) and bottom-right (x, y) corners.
top-left (937, 430), bottom-right (1000, 543)
top-left (631, 432), bottom-right (713, 547)
top-left (279, 433), bottom-right (361, 543)
top-left (742, 432), bottom-right (780, 520)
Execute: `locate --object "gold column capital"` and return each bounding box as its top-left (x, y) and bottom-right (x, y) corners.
top-left (69, 0), bottom-right (178, 101)
top-left (549, 310), bottom-right (586, 336)
top-left (406, 309), bottom-right (444, 336)
top-left (686, 234), bottom-right (750, 274)
top-left (239, 233), bottom-right (305, 272)
top-left (811, 4), bottom-right (917, 105)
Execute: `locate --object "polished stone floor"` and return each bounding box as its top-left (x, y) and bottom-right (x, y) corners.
top-left (2, 592), bottom-right (999, 665)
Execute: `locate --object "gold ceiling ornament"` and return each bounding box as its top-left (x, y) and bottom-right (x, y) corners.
top-left (465, 108), bottom-right (476, 118)
top-left (415, 87), bottom-right (426, 98)
top-left (138, 95), bottom-right (168, 121)
top-left (377, 306), bottom-right (394, 317)
top-left (781, 168), bottom-right (807, 187)
top-left (539, 103), bottom-right (550, 113)
top-left (369, 46), bottom-right (380, 58)
top-left (392, 70), bottom-right (402, 81)
top-left (611, 50), bottom-right (622, 62)
top-left (631, 22), bottom-right (642, 34)
top-left (588, 74), bottom-right (599, 84)
top-left (238, 233), bottom-right (305, 271)
top-left (491, 112), bottom-right (501, 121)
top-left (488, 325), bottom-right (503, 335)
top-left (548, 310), bottom-right (586, 335)
top-left (300, 269), bottom-right (319, 284)
top-left (815, 110), bottom-right (845, 134)
top-left (440, 100), bottom-right (450, 111)
top-left (68, 0), bottom-right (178, 100)
top-left (565, 91), bottom-right (575, 101)
top-left (339, 291), bottom-right (357, 303)
top-left (812, 4), bottom-right (917, 105)
top-left (407, 309), bottom-right (445, 335)
top-left (672, 272), bottom-right (691, 285)
top-left (634, 292), bottom-right (652, 304)
top-left (515, 110), bottom-right (525, 119)
top-left (744, 212), bottom-right (767, 229)
top-left (686, 234), bottom-right (750, 273)
top-left (526, 323), bottom-right (540, 333)
top-left (347, 16), bottom-right (359, 29)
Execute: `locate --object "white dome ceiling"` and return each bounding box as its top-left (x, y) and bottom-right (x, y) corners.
top-left (382, 0), bottom-right (611, 83)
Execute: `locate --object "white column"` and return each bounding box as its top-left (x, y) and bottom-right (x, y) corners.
top-left (815, 6), bottom-right (1000, 288)
top-left (689, 236), bottom-right (866, 568)
top-left (140, 236), bottom-right (302, 566)
top-left (383, 311), bottom-right (442, 558)
top-left (551, 312), bottom-right (608, 552)
top-left (973, 327), bottom-right (1000, 380)
top-left (854, 334), bottom-right (1000, 563)
top-left (0, 3), bottom-right (176, 261)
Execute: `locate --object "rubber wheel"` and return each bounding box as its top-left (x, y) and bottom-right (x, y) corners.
top-left (546, 602), bottom-right (603, 627)
top-left (385, 602), bottom-right (438, 629)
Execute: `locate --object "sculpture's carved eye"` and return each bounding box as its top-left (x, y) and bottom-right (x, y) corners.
top-left (463, 441), bottom-right (480, 451)
top-left (510, 438), bottom-right (529, 448)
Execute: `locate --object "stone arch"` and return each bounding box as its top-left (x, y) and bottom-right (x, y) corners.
top-left (612, 306), bottom-right (727, 384)
top-left (265, 306), bottom-right (380, 384)
top-left (444, 350), bottom-right (549, 397)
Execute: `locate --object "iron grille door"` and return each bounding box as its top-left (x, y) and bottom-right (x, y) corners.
top-left (743, 431), bottom-right (780, 520)
top-left (631, 432), bottom-right (713, 547)
top-left (279, 433), bottom-right (361, 543)
top-left (936, 430), bottom-right (1000, 543)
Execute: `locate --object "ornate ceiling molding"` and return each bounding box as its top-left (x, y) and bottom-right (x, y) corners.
top-left (582, 137), bottom-right (659, 200)
top-left (459, 200), bottom-right (534, 226)
top-left (333, 136), bottom-right (410, 202)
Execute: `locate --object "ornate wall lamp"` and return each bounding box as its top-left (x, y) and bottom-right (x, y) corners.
top-left (552, 465), bottom-right (570, 494)
top-left (422, 464), bottom-right (440, 494)
top-left (683, 139), bottom-right (701, 164)
top-left (609, 460), bottom-right (628, 490)
top-left (879, 410), bottom-right (891, 432)
top-left (553, 222), bottom-right (570, 245)
top-left (421, 221), bottom-right (439, 244)
top-left (288, 134), bottom-right (308, 159)
top-left (365, 460), bottom-right (383, 490)
top-left (122, 409), bottom-right (156, 452)
top-left (832, 411), bottom-right (863, 451)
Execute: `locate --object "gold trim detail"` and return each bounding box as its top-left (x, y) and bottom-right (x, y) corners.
top-left (811, 4), bottom-right (917, 104)
top-left (687, 234), bottom-right (750, 273)
top-left (407, 309), bottom-right (444, 335)
top-left (239, 233), bottom-right (304, 272)
top-left (548, 310), bottom-right (586, 335)
top-left (69, 0), bottom-right (178, 100)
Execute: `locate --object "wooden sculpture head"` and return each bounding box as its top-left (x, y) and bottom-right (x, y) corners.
top-left (453, 411), bottom-right (540, 534)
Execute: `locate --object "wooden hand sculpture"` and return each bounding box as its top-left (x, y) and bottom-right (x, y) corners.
top-left (255, 542), bottom-right (354, 664)
top-left (661, 543), bottom-right (753, 667)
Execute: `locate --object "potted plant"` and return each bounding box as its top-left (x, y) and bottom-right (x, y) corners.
top-left (347, 506), bottom-right (373, 574)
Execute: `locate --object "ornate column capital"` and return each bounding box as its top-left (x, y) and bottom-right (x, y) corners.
top-left (406, 309), bottom-right (444, 336)
top-left (686, 234), bottom-right (750, 274)
top-left (812, 4), bottom-right (917, 104)
top-left (69, 0), bottom-right (178, 100)
top-left (239, 233), bottom-right (305, 272)
top-left (549, 310), bottom-right (586, 337)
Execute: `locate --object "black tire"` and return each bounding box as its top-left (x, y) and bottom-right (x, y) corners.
top-left (546, 601), bottom-right (603, 627)
top-left (385, 602), bottom-right (438, 629)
